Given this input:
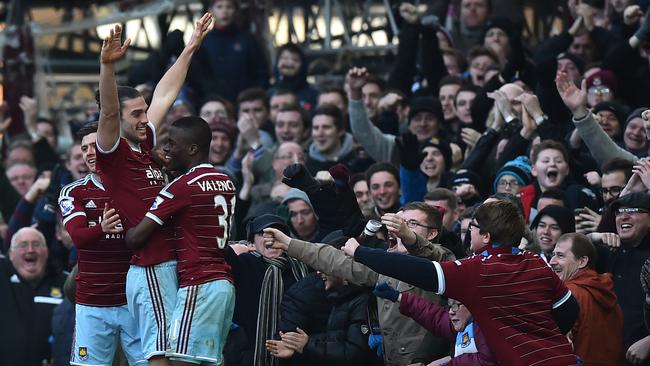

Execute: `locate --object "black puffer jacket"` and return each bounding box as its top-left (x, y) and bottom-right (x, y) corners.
top-left (289, 284), bottom-right (377, 366)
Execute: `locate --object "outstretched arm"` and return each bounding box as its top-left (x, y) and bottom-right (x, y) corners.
top-left (147, 13), bottom-right (212, 127)
top-left (345, 240), bottom-right (439, 292)
top-left (97, 24), bottom-right (131, 152)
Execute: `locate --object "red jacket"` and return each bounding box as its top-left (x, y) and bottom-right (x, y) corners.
top-left (399, 293), bottom-right (498, 366)
top-left (566, 269), bottom-right (625, 366)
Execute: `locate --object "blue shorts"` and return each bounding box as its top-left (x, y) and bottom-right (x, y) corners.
top-left (70, 304), bottom-right (146, 366)
top-left (167, 279), bottom-right (235, 365)
top-left (126, 260), bottom-right (178, 360)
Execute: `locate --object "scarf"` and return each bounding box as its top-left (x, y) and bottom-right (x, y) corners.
top-left (251, 252), bottom-right (308, 366)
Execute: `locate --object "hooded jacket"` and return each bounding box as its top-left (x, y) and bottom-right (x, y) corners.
top-left (306, 133), bottom-right (357, 175)
top-left (565, 269), bottom-right (624, 366)
top-left (268, 48), bottom-right (319, 111)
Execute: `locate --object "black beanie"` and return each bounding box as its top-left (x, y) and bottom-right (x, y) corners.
top-left (409, 96), bottom-right (444, 123)
top-left (530, 205), bottom-right (575, 234)
top-left (420, 137), bottom-right (452, 171)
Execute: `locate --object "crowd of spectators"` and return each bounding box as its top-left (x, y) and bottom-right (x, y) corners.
top-left (4, 0), bottom-right (650, 364)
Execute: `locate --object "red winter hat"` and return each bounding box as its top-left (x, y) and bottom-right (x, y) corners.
top-left (586, 69), bottom-right (618, 95)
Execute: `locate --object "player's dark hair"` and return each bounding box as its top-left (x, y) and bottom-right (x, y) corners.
top-left (171, 116), bottom-right (212, 157)
top-left (95, 86), bottom-right (143, 113)
top-left (76, 122), bottom-right (99, 140)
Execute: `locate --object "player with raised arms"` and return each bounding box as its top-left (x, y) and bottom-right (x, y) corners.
top-left (95, 13), bottom-right (213, 366)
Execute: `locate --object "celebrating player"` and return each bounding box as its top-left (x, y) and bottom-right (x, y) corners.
top-left (95, 13), bottom-right (213, 366)
top-left (59, 122), bottom-right (146, 366)
top-left (126, 116), bottom-right (236, 365)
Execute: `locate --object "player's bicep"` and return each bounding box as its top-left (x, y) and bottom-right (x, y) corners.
top-left (97, 114), bottom-right (121, 154)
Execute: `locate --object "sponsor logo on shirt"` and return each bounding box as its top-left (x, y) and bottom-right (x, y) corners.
top-left (85, 200), bottom-right (97, 209)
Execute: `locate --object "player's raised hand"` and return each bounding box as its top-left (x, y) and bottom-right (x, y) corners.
top-left (187, 12), bottom-right (213, 51)
top-left (262, 227), bottom-right (291, 250)
top-left (101, 203), bottom-right (123, 234)
top-left (101, 24), bottom-right (131, 64)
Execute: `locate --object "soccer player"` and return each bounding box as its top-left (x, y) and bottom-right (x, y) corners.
top-left (264, 200), bottom-right (581, 366)
top-left (125, 116), bottom-right (236, 365)
top-left (59, 122), bottom-right (146, 365)
top-left (95, 14), bottom-right (213, 366)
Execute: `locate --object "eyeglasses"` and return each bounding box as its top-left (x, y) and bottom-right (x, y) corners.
top-left (449, 302), bottom-right (464, 312)
top-left (405, 220), bottom-right (437, 230)
top-left (615, 207), bottom-right (650, 216)
top-left (468, 221), bottom-right (480, 231)
top-left (600, 186), bottom-right (624, 196)
top-left (11, 241), bottom-right (47, 251)
top-left (497, 179), bottom-right (520, 188)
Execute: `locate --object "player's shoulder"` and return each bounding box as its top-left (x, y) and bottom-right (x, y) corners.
top-left (59, 175), bottom-right (93, 198)
top-left (185, 164), bottom-right (233, 183)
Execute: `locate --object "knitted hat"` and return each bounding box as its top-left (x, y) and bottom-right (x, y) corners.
top-left (451, 169), bottom-right (482, 189)
top-left (281, 188), bottom-right (318, 219)
top-left (451, 169), bottom-right (484, 198)
top-left (557, 52), bottom-right (585, 74)
top-left (493, 156), bottom-right (532, 193)
top-left (482, 17), bottom-right (521, 42)
top-left (208, 120), bottom-right (237, 145)
top-left (626, 107), bottom-right (649, 127)
top-left (530, 205), bottom-right (575, 234)
top-left (586, 69), bottom-right (618, 95)
top-left (592, 101), bottom-right (627, 127)
top-left (408, 96), bottom-right (444, 124)
top-left (420, 137), bottom-right (452, 171)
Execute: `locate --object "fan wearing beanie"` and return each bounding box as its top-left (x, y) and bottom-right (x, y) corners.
top-left (399, 133), bottom-right (454, 204)
top-left (622, 107), bottom-right (650, 157)
top-left (450, 169), bottom-right (484, 207)
top-left (530, 205), bottom-right (576, 263)
top-left (493, 156), bottom-right (532, 195)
